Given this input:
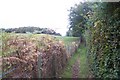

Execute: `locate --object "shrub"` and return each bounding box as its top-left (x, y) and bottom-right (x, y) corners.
top-left (2, 33), bottom-right (68, 78)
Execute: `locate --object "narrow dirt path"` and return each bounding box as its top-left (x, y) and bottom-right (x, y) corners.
top-left (72, 57), bottom-right (80, 78)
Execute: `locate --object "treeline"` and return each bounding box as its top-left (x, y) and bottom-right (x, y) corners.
top-left (1, 27), bottom-right (61, 36)
top-left (68, 2), bottom-right (120, 78)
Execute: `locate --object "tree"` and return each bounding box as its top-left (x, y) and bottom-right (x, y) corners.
top-left (68, 2), bottom-right (92, 37)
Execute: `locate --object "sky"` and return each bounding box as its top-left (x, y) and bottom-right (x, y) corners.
top-left (0, 0), bottom-right (84, 36)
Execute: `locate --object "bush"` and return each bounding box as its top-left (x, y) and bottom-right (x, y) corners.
top-left (2, 33), bottom-right (67, 78)
top-left (88, 15), bottom-right (120, 78)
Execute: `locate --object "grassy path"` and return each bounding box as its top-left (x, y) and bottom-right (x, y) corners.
top-left (60, 44), bottom-right (93, 78)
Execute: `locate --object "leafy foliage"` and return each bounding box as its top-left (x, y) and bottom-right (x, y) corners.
top-left (87, 2), bottom-right (120, 78)
top-left (2, 33), bottom-right (67, 78)
top-left (68, 2), bottom-right (92, 37)
top-left (68, 2), bottom-right (120, 78)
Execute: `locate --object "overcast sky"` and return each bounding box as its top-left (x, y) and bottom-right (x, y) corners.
top-left (0, 0), bottom-right (85, 36)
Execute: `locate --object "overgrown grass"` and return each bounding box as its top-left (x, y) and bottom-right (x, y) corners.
top-left (78, 45), bottom-right (89, 78)
top-left (60, 44), bottom-right (90, 78)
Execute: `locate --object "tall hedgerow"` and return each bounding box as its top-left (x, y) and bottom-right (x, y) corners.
top-left (87, 2), bottom-right (120, 78)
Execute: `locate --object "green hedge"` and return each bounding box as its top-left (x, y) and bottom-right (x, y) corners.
top-left (88, 7), bottom-right (120, 78)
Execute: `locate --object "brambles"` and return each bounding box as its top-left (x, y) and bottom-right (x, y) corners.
top-left (2, 33), bottom-right (68, 78)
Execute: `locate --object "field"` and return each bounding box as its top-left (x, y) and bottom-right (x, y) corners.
top-left (56, 36), bottom-right (80, 45)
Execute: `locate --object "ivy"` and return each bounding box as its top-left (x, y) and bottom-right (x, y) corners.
top-left (87, 2), bottom-right (120, 78)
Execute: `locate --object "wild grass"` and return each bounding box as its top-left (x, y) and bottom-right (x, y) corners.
top-left (78, 45), bottom-right (89, 78)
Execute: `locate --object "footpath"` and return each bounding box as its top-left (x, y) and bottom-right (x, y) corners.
top-left (60, 44), bottom-right (94, 78)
